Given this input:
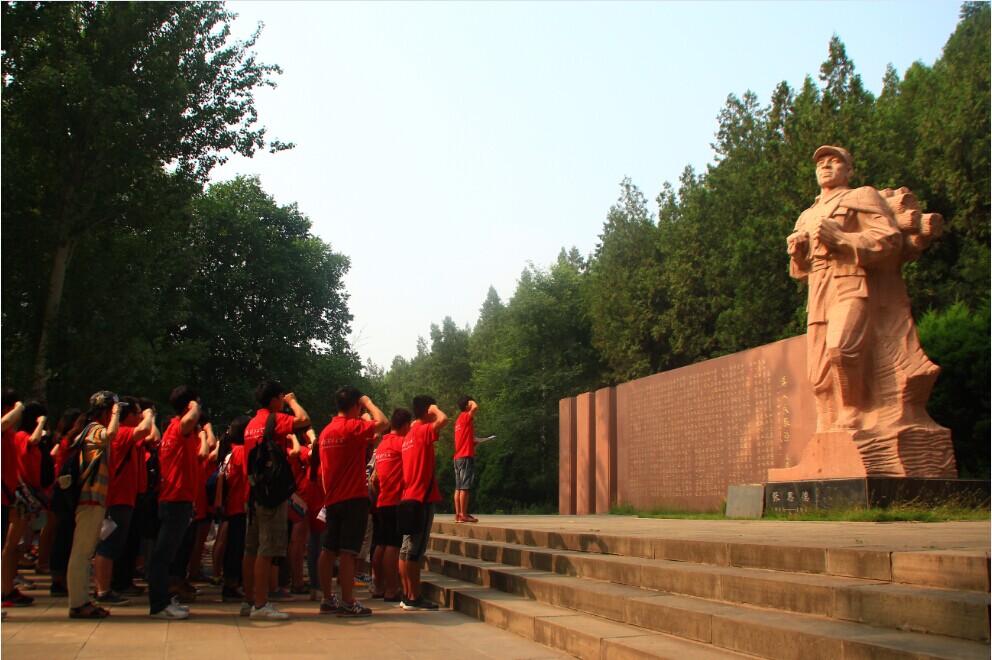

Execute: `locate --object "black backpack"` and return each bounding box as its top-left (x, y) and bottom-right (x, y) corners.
top-left (51, 422), bottom-right (102, 518)
top-left (248, 412), bottom-right (296, 508)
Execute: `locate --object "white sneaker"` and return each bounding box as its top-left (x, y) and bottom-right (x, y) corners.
top-left (250, 602), bottom-right (289, 620)
top-left (150, 603), bottom-right (189, 620)
top-left (170, 596), bottom-right (190, 612)
top-left (239, 601), bottom-right (253, 617)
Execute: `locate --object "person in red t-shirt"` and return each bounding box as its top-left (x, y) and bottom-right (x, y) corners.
top-left (453, 395), bottom-right (493, 523)
top-left (46, 407), bottom-right (84, 596)
top-left (93, 397), bottom-right (155, 604)
top-left (110, 398), bottom-right (158, 596)
top-left (219, 415), bottom-right (250, 603)
top-left (184, 414), bottom-right (217, 587)
top-left (398, 395), bottom-right (448, 611)
top-left (317, 386), bottom-right (388, 618)
top-left (147, 386), bottom-right (205, 620)
top-left (2, 399), bottom-right (44, 607)
top-left (286, 431), bottom-right (313, 595)
top-left (370, 408), bottom-right (410, 602)
top-left (242, 379), bottom-right (309, 621)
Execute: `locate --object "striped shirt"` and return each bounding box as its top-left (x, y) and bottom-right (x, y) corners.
top-left (79, 423), bottom-right (110, 507)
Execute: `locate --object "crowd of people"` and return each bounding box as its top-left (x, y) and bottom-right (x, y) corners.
top-left (0, 380), bottom-right (492, 621)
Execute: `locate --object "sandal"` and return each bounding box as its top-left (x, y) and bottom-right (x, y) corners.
top-left (69, 602), bottom-right (110, 619)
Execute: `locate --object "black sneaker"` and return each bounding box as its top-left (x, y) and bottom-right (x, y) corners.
top-left (95, 591), bottom-right (130, 606)
top-left (400, 596), bottom-right (438, 611)
top-left (337, 598), bottom-right (371, 617)
top-left (118, 583), bottom-right (146, 597)
top-left (221, 587), bottom-right (245, 603)
top-left (2, 589), bottom-right (33, 607)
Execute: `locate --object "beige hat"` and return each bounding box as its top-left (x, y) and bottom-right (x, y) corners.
top-left (813, 145), bottom-right (852, 167)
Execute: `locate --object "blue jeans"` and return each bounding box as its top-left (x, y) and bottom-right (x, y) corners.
top-left (147, 501), bottom-right (192, 614)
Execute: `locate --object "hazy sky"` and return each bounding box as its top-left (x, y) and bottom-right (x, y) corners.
top-left (210, 1), bottom-right (962, 369)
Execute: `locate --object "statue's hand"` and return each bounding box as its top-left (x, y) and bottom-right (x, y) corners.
top-left (814, 220), bottom-right (847, 251)
top-left (787, 231), bottom-right (809, 258)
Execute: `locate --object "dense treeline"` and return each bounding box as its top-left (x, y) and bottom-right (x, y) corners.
top-left (1, 2), bottom-right (370, 427)
top-left (3, 4), bottom-right (988, 518)
top-left (381, 3), bottom-right (990, 511)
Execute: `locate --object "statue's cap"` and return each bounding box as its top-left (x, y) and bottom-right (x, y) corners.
top-left (813, 145), bottom-right (852, 166)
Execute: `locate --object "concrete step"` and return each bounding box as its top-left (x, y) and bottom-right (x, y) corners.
top-left (430, 532), bottom-right (990, 642)
top-left (433, 521), bottom-right (990, 592)
top-left (423, 550), bottom-right (990, 660)
top-left (421, 571), bottom-right (758, 659)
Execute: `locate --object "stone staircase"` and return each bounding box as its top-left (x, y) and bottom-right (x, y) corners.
top-left (420, 520), bottom-right (990, 659)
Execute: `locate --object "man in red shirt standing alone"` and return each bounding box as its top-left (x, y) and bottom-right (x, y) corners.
top-left (453, 395), bottom-right (491, 523)
top-left (242, 379), bottom-right (309, 621)
top-left (317, 386), bottom-right (388, 617)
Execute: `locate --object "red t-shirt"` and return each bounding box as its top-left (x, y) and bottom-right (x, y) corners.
top-left (401, 422), bottom-right (441, 503)
top-left (374, 433), bottom-right (405, 508)
top-left (0, 429), bottom-right (16, 505)
top-left (106, 425), bottom-right (139, 507)
top-left (15, 430), bottom-right (42, 489)
top-left (243, 409), bottom-right (296, 465)
top-left (193, 452), bottom-right (210, 520)
top-left (225, 445), bottom-right (248, 516)
top-left (158, 417), bottom-right (200, 503)
top-left (319, 416), bottom-right (376, 507)
top-left (291, 445), bottom-right (310, 499)
top-left (136, 442), bottom-right (148, 494)
top-left (306, 472), bottom-right (325, 533)
top-left (453, 411), bottom-right (476, 460)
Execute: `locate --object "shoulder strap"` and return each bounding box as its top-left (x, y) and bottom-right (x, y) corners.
top-left (264, 410), bottom-right (278, 447)
top-left (114, 444), bottom-right (135, 479)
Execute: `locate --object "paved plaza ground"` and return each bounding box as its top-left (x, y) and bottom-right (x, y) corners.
top-left (2, 514), bottom-right (988, 659)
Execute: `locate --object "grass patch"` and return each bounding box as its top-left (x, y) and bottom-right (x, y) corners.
top-left (611, 501), bottom-right (990, 522)
top-left (611, 502), bottom-right (728, 520)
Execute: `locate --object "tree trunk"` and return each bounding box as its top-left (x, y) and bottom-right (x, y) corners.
top-left (31, 239), bottom-right (75, 399)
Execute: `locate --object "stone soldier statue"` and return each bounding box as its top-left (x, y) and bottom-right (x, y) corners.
top-left (783, 145), bottom-right (956, 477)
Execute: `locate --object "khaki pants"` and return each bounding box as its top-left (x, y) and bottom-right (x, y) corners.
top-left (68, 504), bottom-right (106, 609)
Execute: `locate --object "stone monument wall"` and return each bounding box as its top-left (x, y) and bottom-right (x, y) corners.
top-left (559, 335), bottom-right (817, 513)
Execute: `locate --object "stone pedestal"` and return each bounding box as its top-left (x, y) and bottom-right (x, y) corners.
top-left (768, 424), bottom-right (957, 482)
top-left (765, 477), bottom-right (990, 512)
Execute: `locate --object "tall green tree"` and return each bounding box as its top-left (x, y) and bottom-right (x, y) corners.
top-left (587, 179), bottom-right (667, 382)
top-left (1, 1), bottom-right (288, 397)
top-left (471, 250), bottom-right (603, 511)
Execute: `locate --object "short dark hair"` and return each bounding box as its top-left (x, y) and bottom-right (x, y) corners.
top-left (390, 408), bottom-right (412, 430)
top-left (2, 388), bottom-right (20, 411)
top-left (457, 395), bottom-right (474, 412)
top-left (118, 396), bottom-right (140, 420)
top-left (336, 386), bottom-right (363, 414)
top-left (256, 379), bottom-right (286, 408)
top-left (227, 415), bottom-right (251, 446)
top-left (138, 397), bottom-right (156, 412)
top-left (54, 408), bottom-right (83, 442)
top-left (412, 395), bottom-right (436, 420)
top-left (169, 385), bottom-right (199, 414)
top-left (18, 401), bottom-right (47, 433)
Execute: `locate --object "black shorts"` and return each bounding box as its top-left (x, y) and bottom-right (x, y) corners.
top-left (321, 497), bottom-right (369, 556)
top-left (373, 505), bottom-right (402, 548)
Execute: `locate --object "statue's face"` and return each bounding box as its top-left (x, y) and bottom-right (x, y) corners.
top-left (815, 155), bottom-right (851, 189)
